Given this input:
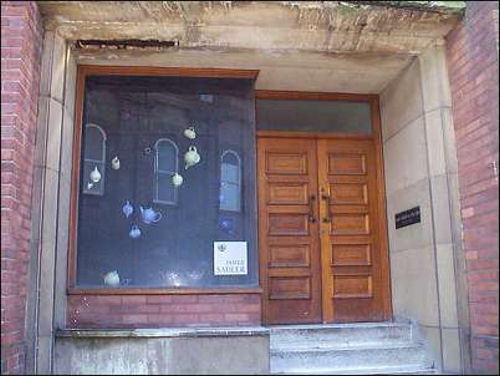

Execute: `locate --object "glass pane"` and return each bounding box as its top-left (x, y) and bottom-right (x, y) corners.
top-left (256, 99), bottom-right (372, 133)
top-left (157, 141), bottom-right (176, 172)
top-left (221, 163), bottom-right (239, 183)
top-left (156, 172), bottom-right (175, 203)
top-left (76, 75), bottom-right (257, 289)
top-left (84, 125), bottom-right (104, 160)
top-left (220, 183), bottom-right (240, 212)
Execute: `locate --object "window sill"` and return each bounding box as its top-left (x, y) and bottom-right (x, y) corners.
top-left (67, 286), bottom-right (263, 295)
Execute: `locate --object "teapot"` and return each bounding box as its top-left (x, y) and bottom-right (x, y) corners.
top-left (89, 166), bottom-right (102, 183)
top-left (172, 173), bottom-right (183, 187)
top-left (111, 156), bottom-right (120, 170)
top-left (183, 126), bottom-right (196, 140)
top-left (103, 270), bottom-right (120, 286)
top-left (184, 146), bottom-right (201, 170)
top-left (140, 206), bottom-right (162, 224)
top-left (122, 200), bottom-right (134, 218)
top-left (129, 224), bottom-right (142, 238)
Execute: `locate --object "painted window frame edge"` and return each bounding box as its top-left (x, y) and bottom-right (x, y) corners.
top-left (67, 65), bottom-right (261, 295)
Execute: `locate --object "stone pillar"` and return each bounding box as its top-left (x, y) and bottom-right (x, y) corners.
top-left (24, 27), bottom-right (77, 373)
top-left (380, 43), bottom-right (464, 373)
top-left (0, 1), bottom-right (43, 374)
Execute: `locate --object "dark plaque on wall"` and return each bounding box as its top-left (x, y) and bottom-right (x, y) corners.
top-left (395, 206), bottom-right (421, 229)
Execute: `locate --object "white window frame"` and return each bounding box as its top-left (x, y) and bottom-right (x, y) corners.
top-left (154, 137), bottom-right (179, 205)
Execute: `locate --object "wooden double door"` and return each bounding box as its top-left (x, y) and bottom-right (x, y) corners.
top-left (258, 137), bottom-right (391, 324)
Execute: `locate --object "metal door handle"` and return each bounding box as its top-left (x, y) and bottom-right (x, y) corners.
top-left (308, 195), bottom-right (317, 223)
top-left (321, 194), bottom-right (333, 223)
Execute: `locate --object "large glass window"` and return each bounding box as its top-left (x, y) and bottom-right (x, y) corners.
top-left (75, 75), bottom-right (257, 289)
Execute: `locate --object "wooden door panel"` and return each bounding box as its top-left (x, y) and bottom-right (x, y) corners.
top-left (331, 244), bottom-right (372, 266)
top-left (268, 213), bottom-right (310, 236)
top-left (266, 152), bottom-right (308, 174)
top-left (269, 244), bottom-right (311, 268)
top-left (267, 183), bottom-right (310, 205)
top-left (259, 138), bottom-right (321, 324)
top-left (318, 139), bottom-right (389, 323)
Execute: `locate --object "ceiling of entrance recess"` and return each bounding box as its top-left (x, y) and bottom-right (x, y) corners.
top-left (37, 1), bottom-right (462, 94)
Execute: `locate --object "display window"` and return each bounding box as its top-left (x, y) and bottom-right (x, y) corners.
top-left (70, 71), bottom-right (258, 290)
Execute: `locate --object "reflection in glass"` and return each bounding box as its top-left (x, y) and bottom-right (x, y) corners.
top-left (219, 150), bottom-right (241, 212)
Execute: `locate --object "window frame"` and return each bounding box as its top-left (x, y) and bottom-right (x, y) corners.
top-left (67, 65), bottom-right (262, 295)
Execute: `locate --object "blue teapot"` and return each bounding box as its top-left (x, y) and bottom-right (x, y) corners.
top-left (140, 206), bottom-right (162, 224)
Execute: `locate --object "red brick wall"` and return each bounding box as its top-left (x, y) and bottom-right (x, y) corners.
top-left (1, 1), bottom-right (43, 374)
top-left (446, 1), bottom-right (499, 374)
top-left (67, 294), bottom-right (261, 328)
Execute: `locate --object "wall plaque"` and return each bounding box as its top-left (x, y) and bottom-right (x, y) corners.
top-left (395, 206), bottom-right (421, 229)
top-left (214, 241), bottom-right (248, 275)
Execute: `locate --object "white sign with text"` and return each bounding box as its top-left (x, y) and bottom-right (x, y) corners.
top-left (213, 241), bottom-right (248, 275)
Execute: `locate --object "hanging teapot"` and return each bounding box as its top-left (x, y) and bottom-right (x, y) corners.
top-left (89, 166), bottom-right (101, 183)
top-left (172, 173), bottom-right (183, 187)
top-left (122, 200), bottom-right (134, 218)
top-left (184, 146), bottom-right (201, 170)
top-left (140, 206), bottom-right (162, 224)
top-left (129, 224), bottom-right (142, 239)
top-left (111, 156), bottom-right (120, 170)
top-left (183, 126), bottom-right (196, 140)
top-left (103, 270), bottom-right (120, 286)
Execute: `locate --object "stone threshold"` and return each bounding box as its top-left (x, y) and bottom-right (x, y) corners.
top-left (56, 326), bottom-right (269, 339)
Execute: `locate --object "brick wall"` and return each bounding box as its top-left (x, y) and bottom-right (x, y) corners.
top-left (67, 294), bottom-right (261, 328)
top-left (1, 1), bottom-right (43, 374)
top-left (446, 1), bottom-right (499, 374)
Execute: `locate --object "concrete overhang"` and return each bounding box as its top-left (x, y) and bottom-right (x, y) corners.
top-left (37, 1), bottom-right (464, 93)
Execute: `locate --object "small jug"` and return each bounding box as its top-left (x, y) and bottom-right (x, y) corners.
top-left (89, 166), bottom-right (102, 183)
top-left (140, 206), bottom-right (162, 224)
top-left (129, 224), bottom-right (142, 239)
top-left (184, 146), bottom-right (201, 170)
top-left (103, 270), bottom-right (120, 286)
top-left (183, 126), bottom-right (196, 140)
top-left (172, 173), bottom-right (183, 187)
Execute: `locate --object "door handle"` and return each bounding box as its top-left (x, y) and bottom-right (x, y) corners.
top-left (321, 194), bottom-right (333, 223)
top-left (308, 195), bottom-right (317, 223)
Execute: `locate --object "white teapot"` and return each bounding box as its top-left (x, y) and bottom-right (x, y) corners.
top-left (89, 166), bottom-right (102, 183)
top-left (111, 156), bottom-right (120, 170)
top-left (183, 126), bottom-right (196, 140)
top-left (184, 146), bottom-right (200, 169)
top-left (172, 173), bottom-right (183, 187)
top-left (103, 270), bottom-right (120, 286)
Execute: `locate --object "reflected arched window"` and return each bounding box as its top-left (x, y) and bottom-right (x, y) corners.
top-left (154, 138), bottom-right (179, 205)
top-left (219, 149), bottom-right (241, 212)
top-left (82, 123), bottom-right (106, 196)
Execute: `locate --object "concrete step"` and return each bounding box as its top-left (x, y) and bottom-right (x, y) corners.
top-left (270, 342), bottom-right (433, 375)
top-left (273, 364), bottom-right (438, 375)
top-left (270, 322), bottom-right (413, 350)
